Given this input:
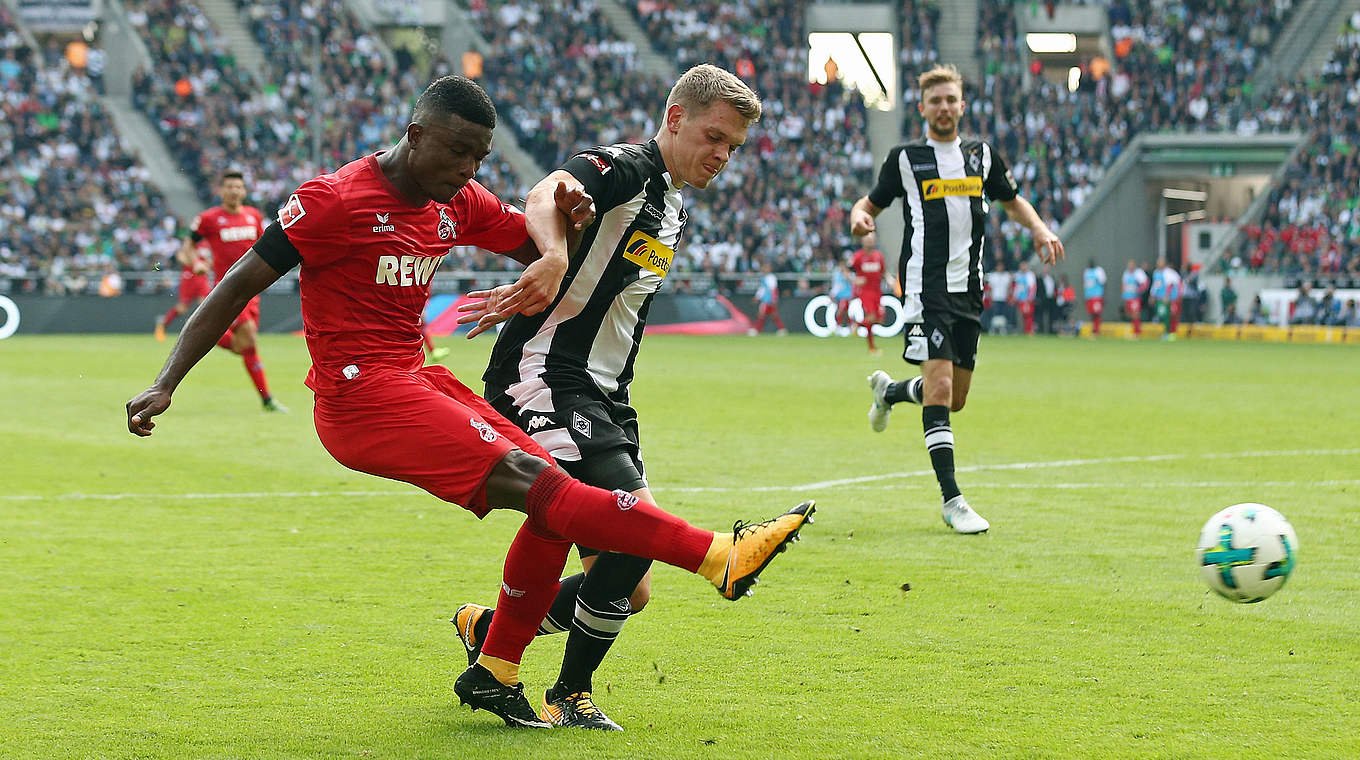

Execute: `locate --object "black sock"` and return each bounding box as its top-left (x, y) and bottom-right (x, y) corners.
top-left (923, 405), bottom-right (961, 502)
top-left (552, 552), bottom-right (652, 696)
top-left (475, 572), bottom-right (586, 643)
top-left (886, 376), bottom-right (924, 405)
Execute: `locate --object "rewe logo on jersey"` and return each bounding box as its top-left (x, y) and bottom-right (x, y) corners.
top-left (375, 253), bottom-right (445, 286)
top-left (219, 225), bottom-right (259, 242)
top-left (372, 212), bottom-right (395, 233)
top-left (621, 230), bottom-right (674, 278)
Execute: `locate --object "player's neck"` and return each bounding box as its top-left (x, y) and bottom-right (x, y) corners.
top-left (926, 129), bottom-right (958, 143)
top-left (654, 132), bottom-right (687, 189)
top-left (376, 141), bottom-right (431, 206)
top-left (221, 201), bottom-right (241, 213)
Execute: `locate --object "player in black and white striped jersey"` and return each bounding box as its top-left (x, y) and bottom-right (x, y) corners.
top-left (852, 64), bottom-right (1064, 535)
top-left (454, 64), bottom-right (765, 731)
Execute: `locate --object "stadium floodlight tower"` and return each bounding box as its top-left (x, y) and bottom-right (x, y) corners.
top-left (806, 3), bottom-right (902, 268)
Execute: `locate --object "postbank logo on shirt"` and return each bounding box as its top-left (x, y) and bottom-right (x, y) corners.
top-left (622, 230), bottom-right (673, 278)
top-left (921, 176), bottom-right (983, 201)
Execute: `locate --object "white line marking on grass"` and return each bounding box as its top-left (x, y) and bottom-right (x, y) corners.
top-left (5, 448), bottom-right (1356, 502)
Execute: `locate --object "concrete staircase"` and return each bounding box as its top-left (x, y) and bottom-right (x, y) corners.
top-left (595, 0), bottom-right (679, 82)
top-left (935, 0), bottom-right (979, 84)
top-left (1297, 0), bottom-right (1360, 79)
top-left (102, 98), bottom-right (203, 219)
top-left (193, 0), bottom-right (268, 84)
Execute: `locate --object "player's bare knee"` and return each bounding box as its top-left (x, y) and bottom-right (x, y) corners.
top-left (628, 574), bottom-right (653, 612)
top-left (484, 449), bottom-right (552, 510)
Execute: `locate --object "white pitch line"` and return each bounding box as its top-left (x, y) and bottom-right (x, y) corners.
top-left (4, 448), bottom-right (1357, 502)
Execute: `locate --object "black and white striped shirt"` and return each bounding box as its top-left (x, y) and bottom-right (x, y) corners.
top-left (868, 136), bottom-right (1018, 319)
top-left (484, 140), bottom-right (686, 406)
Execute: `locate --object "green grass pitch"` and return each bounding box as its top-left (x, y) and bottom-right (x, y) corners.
top-left (2, 332), bottom-right (1357, 759)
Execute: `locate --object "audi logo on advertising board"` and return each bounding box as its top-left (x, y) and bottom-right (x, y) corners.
top-left (802, 295), bottom-right (906, 338)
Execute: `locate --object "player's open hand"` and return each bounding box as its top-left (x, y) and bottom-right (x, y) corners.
top-left (456, 284), bottom-right (514, 339)
top-left (126, 388), bottom-right (172, 436)
top-left (1035, 228), bottom-right (1065, 265)
top-left (553, 181), bottom-right (595, 231)
top-left (849, 208), bottom-right (876, 237)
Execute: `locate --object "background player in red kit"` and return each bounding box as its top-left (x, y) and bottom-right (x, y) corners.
top-left (125, 75), bottom-right (814, 729)
top-left (153, 238), bottom-right (212, 342)
top-left (850, 232), bottom-right (889, 354)
top-left (181, 171), bottom-right (286, 412)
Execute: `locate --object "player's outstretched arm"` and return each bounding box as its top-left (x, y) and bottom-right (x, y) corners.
top-left (998, 197), bottom-right (1065, 265)
top-left (126, 251), bottom-right (282, 436)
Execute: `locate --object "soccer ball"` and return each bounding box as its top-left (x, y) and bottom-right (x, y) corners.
top-left (1196, 503), bottom-right (1298, 603)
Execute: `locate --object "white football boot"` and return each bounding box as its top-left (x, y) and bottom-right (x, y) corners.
top-left (942, 495), bottom-right (990, 534)
top-left (867, 370), bottom-right (893, 433)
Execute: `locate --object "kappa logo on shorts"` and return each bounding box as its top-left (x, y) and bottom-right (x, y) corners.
top-left (526, 415), bottom-right (553, 431)
top-left (470, 418), bottom-right (498, 443)
top-left (612, 489), bottom-right (638, 511)
top-left (908, 324), bottom-right (926, 338)
top-left (571, 411), bottom-right (592, 439)
top-left (931, 329), bottom-right (945, 347)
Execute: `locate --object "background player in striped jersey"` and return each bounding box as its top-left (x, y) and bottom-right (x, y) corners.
top-left (851, 64), bottom-right (1064, 534)
top-left (452, 65), bottom-right (769, 731)
top-left (127, 74), bottom-right (813, 730)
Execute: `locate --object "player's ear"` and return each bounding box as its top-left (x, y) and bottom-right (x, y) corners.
top-left (665, 103), bottom-right (684, 133)
top-left (406, 122), bottom-right (424, 147)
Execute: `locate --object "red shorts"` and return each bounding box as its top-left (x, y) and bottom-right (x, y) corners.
top-left (312, 365), bottom-right (553, 517)
top-left (1124, 299), bottom-right (1141, 318)
top-left (857, 290), bottom-right (882, 319)
top-left (231, 296), bottom-right (261, 330)
top-left (1085, 297), bottom-right (1103, 316)
top-left (757, 302), bottom-right (778, 317)
top-left (178, 273), bottom-right (211, 303)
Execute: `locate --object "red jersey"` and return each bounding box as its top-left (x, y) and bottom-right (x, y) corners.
top-left (191, 204), bottom-right (266, 279)
top-left (851, 248), bottom-right (886, 295)
top-left (278, 154), bottom-right (528, 395)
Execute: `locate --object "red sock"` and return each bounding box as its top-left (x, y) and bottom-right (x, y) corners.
top-left (1092, 313), bottom-right (1102, 334)
top-left (241, 346), bottom-right (271, 399)
top-left (525, 467), bottom-right (712, 572)
top-left (216, 328), bottom-right (235, 350)
top-left (1132, 314), bottom-right (1141, 335)
top-left (422, 330), bottom-right (435, 351)
top-left (862, 323), bottom-right (876, 350)
top-left (161, 306), bottom-right (180, 326)
top-left (479, 521), bottom-right (570, 664)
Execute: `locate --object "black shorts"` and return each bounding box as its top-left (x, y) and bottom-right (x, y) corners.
top-left (903, 310), bottom-right (982, 370)
top-left (486, 383), bottom-right (647, 494)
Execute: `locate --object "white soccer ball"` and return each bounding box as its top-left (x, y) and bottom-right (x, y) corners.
top-left (1196, 503), bottom-right (1298, 603)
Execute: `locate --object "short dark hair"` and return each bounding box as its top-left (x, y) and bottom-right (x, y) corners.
top-left (220, 170), bottom-right (244, 183)
top-left (412, 75), bottom-right (496, 130)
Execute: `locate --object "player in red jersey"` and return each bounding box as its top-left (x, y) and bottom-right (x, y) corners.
top-left (850, 232), bottom-right (889, 354)
top-left (125, 76), bottom-right (814, 729)
top-left (153, 239), bottom-right (212, 342)
top-left (183, 171), bottom-right (286, 412)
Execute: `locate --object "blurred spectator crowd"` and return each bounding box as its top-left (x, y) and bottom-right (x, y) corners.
top-left (5, 0), bottom-right (1358, 292)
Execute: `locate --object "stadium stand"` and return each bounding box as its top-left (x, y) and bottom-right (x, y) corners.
top-left (1, 8), bottom-right (179, 292)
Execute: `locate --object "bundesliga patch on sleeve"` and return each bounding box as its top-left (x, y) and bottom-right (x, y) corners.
top-left (584, 154), bottom-right (612, 175)
top-left (278, 194), bottom-right (306, 229)
top-left (501, 203), bottom-right (523, 215)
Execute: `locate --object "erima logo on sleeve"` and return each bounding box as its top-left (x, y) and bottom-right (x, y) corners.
top-left (278, 194), bottom-right (306, 228)
top-left (621, 230), bottom-right (674, 277)
top-left (921, 177), bottom-right (984, 200)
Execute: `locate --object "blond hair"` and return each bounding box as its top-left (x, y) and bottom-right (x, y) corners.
top-left (918, 63), bottom-right (964, 94)
top-left (666, 64), bottom-right (762, 124)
